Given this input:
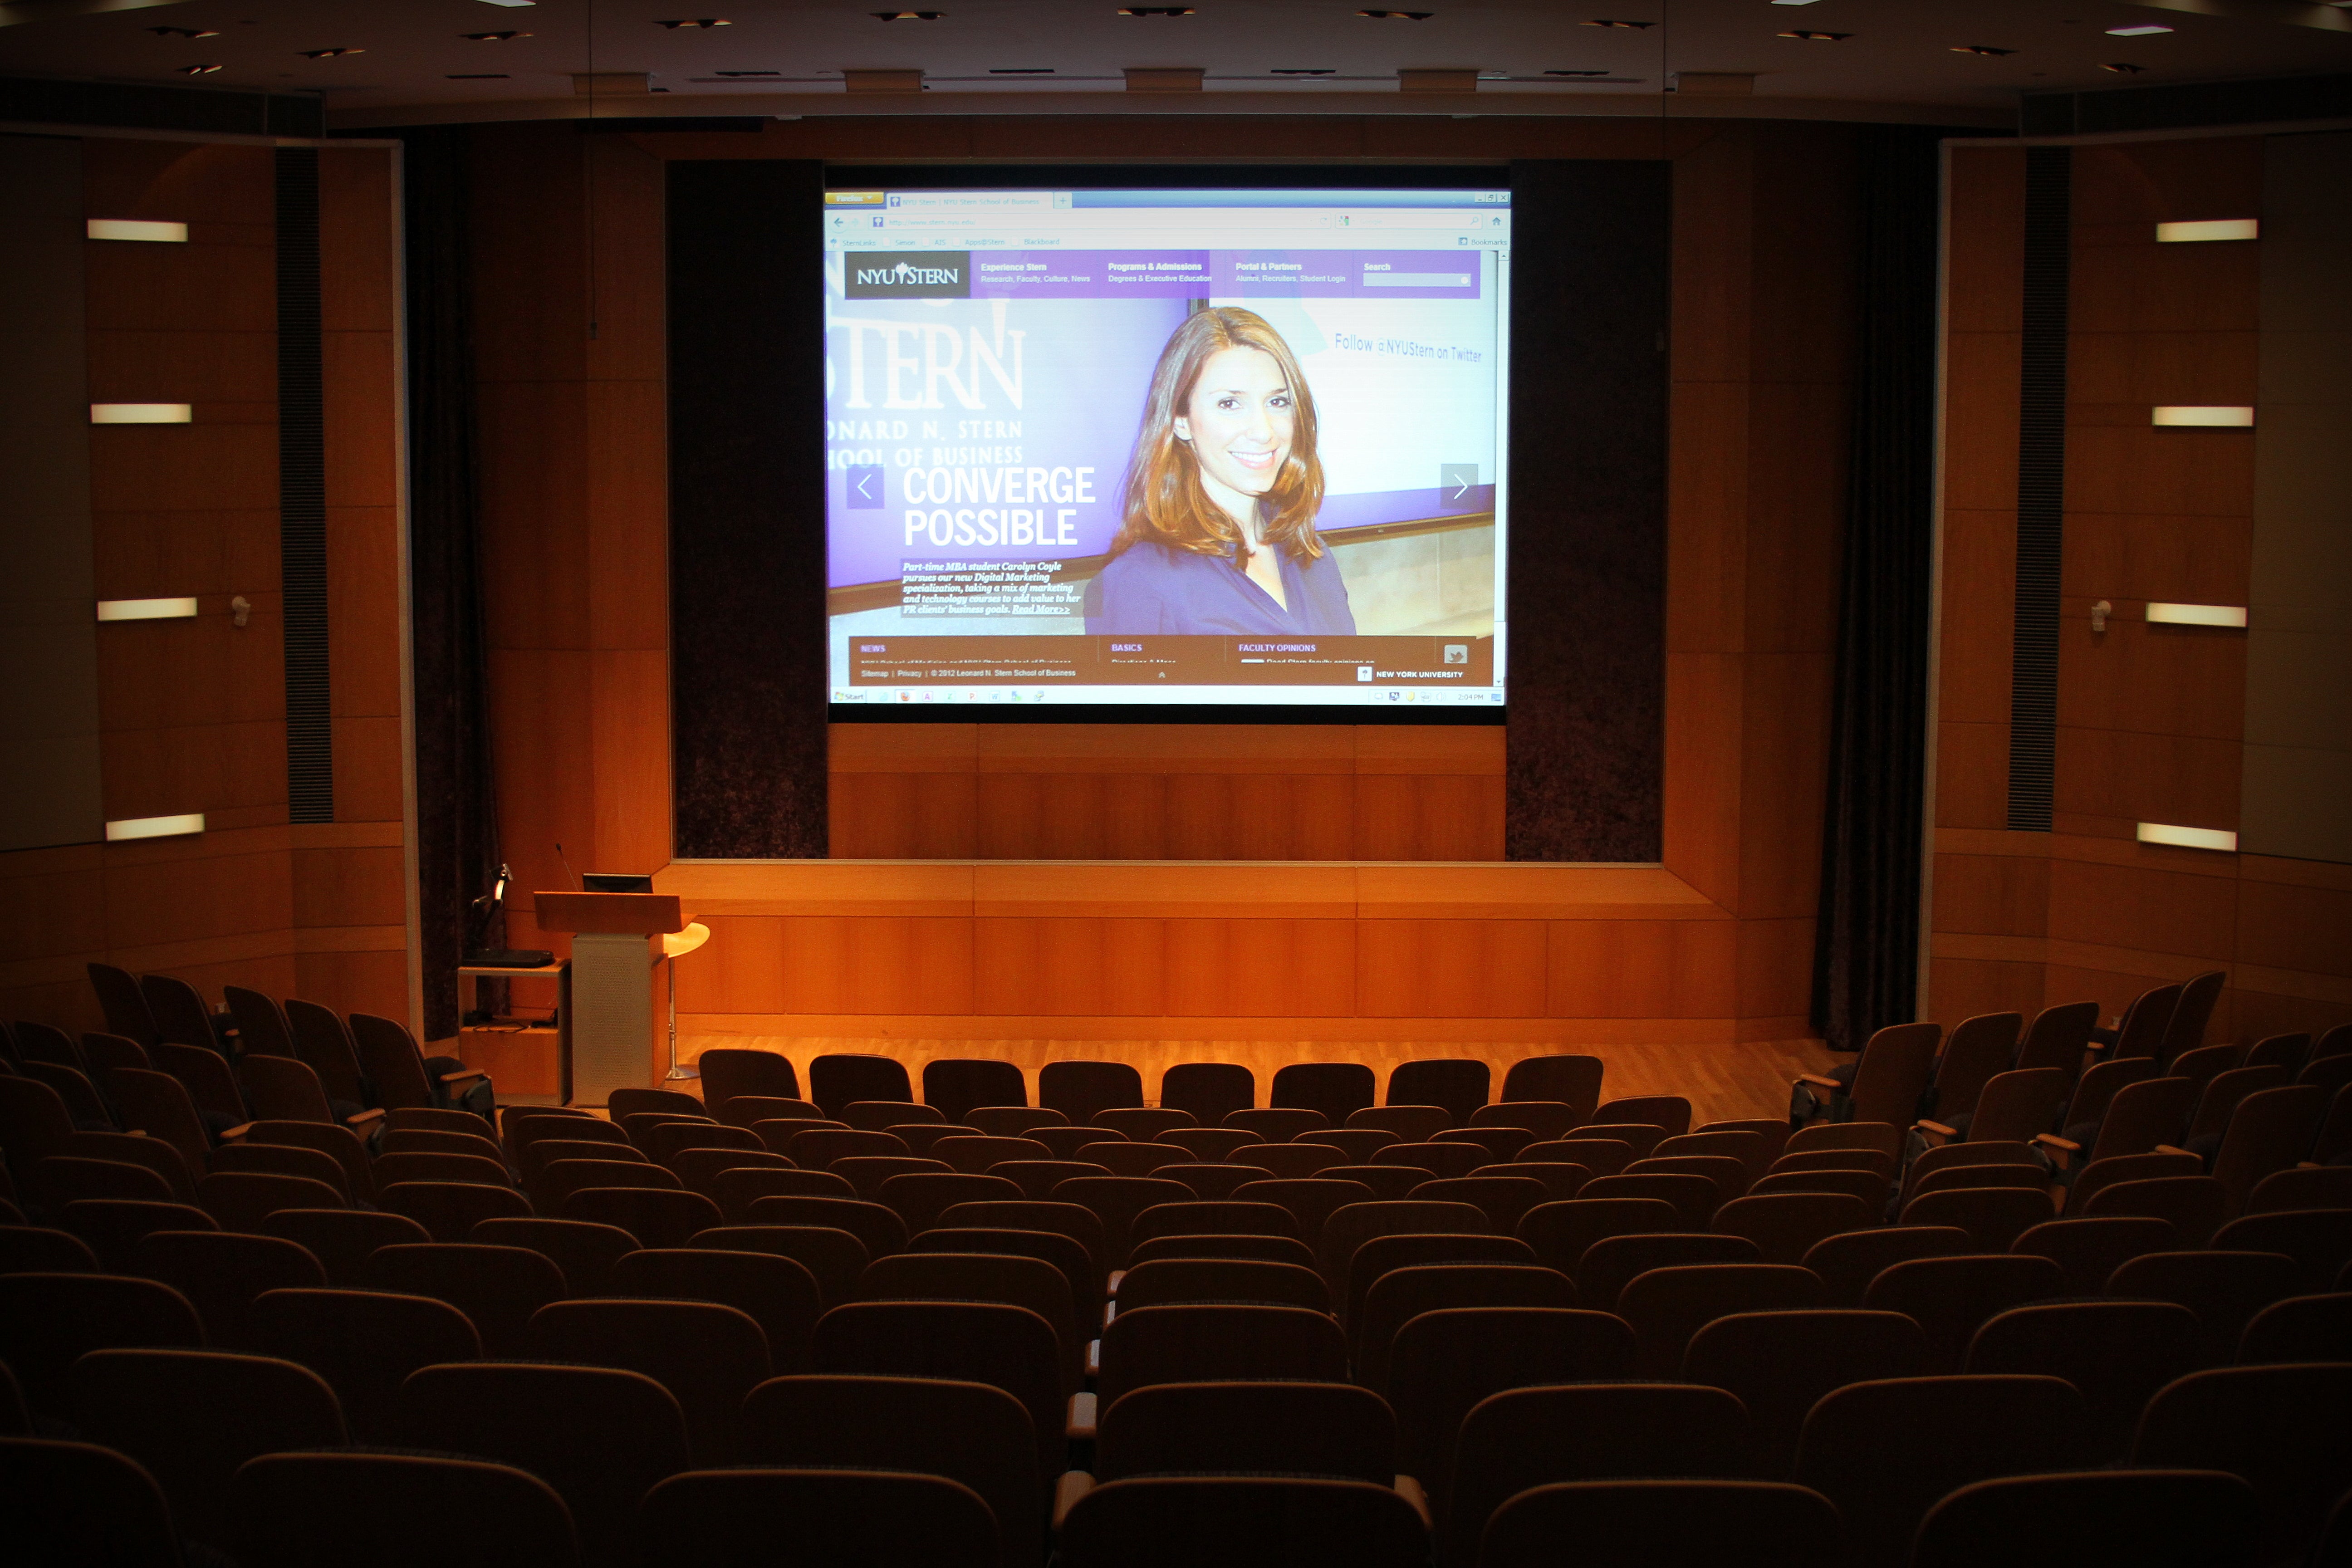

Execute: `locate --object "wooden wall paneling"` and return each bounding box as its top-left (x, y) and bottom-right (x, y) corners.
top-left (1923, 956), bottom-right (2046, 1028)
top-left (974, 916), bottom-right (1168, 1016)
top-left (1162, 919), bottom-right (1359, 1019)
top-left (1544, 917), bottom-right (1737, 1019)
top-left (2062, 512), bottom-right (2253, 608)
top-left (1354, 918), bottom-right (1549, 1019)
top-left (2053, 726), bottom-right (2244, 838)
top-left (1931, 850), bottom-right (2050, 938)
top-left (2044, 856), bottom-right (2239, 966)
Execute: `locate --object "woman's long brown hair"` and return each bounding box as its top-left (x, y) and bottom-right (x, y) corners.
top-left (1109, 307), bottom-right (1327, 564)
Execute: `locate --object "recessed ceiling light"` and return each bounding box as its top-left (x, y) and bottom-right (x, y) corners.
top-left (1273, 67), bottom-right (1336, 74)
top-left (298, 47), bottom-right (364, 59)
top-left (1778, 29), bottom-right (1851, 39)
top-left (1357, 8), bottom-right (1434, 16)
top-left (2106, 23), bottom-right (2172, 34)
top-left (1119, 5), bottom-right (1196, 13)
top-left (149, 25), bottom-right (219, 38)
top-left (176, 63), bottom-right (223, 74)
top-left (462, 31), bottom-right (530, 40)
top-left (872, 9), bottom-right (943, 17)
top-left (655, 18), bottom-right (731, 27)
top-left (1583, 17), bottom-right (1655, 27)
top-left (2101, 60), bottom-right (2146, 72)
top-left (1950, 44), bottom-right (2015, 55)
top-left (476, 0), bottom-right (535, 7)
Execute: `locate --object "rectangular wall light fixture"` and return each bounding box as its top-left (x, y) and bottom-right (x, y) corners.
top-left (2156, 219), bottom-right (2258, 243)
top-left (2146, 603), bottom-right (2248, 628)
top-left (96, 598), bottom-right (199, 622)
top-left (2151, 406), bottom-right (2254, 427)
top-left (104, 813), bottom-right (206, 842)
top-left (87, 219), bottom-right (188, 243)
top-left (2137, 822), bottom-right (2237, 853)
top-left (90, 403), bottom-right (192, 424)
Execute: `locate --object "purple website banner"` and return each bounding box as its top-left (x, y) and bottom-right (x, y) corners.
top-left (961, 249), bottom-right (1479, 301)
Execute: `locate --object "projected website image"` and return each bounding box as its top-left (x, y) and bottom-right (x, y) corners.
top-left (823, 188), bottom-right (1510, 707)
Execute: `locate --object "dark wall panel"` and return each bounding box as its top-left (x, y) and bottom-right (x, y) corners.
top-left (668, 159), bottom-right (830, 859)
top-left (1504, 159), bottom-right (1670, 862)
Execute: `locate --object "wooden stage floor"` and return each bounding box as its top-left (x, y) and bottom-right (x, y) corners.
top-left (678, 1034), bottom-right (1842, 1130)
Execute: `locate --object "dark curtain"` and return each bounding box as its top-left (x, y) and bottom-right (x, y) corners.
top-left (1810, 127), bottom-right (1946, 1051)
top-left (397, 127), bottom-right (503, 1040)
top-left (1504, 160), bottom-right (1670, 862)
top-left (668, 160), bottom-right (829, 858)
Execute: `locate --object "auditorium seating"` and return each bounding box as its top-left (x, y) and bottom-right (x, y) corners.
top-left (8, 978), bottom-right (2352, 1568)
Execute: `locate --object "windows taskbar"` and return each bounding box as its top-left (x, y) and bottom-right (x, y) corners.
top-left (831, 687), bottom-right (1504, 707)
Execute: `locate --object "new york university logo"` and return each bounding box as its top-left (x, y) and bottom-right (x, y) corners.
top-left (847, 251), bottom-right (971, 299)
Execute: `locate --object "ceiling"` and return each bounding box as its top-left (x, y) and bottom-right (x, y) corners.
top-left (1, 0), bottom-right (2347, 130)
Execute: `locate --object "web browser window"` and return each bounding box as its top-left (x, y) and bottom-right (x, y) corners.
top-left (823, 186), bottom-right (1511, 711)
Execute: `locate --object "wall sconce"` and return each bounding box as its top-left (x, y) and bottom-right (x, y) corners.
top-left (105, 813), bottom-right (206, 842)
top-left (2151, 406), bottom-right (2254, 427)
top-left (91, 404), bottom-right (192, 424)
top-left (2156, 219), bottom-right (2257, 243)
top-left (2137, 822), bottom-right (2237, 853)
top-left (97, 598), bottom-right (198, 621)
top-left (2146, 603), bottom-right (2248, 628)
top-left (231, 595), bottom-right (252, 628)
top-left (87, 219), bottom-right (187, 243)
top-left (2090, 600), bottom-right (2111, 634)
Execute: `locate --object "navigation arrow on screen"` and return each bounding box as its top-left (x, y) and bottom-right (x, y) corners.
top-left (846, 463), bottom-right (885, 510)
top-left (1440, 463), bottom-right (1479, 505)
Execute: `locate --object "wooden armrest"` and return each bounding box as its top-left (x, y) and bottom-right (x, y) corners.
top-left (1916, 1120), bottom-right (1958, 1139)
top-left (2083, 1040), bottom-right (2110, 1054)
top-left (437, 1068), bottom-right (490, 1087)
top-left (1393, 1475), bottom-right (1431, 1531)
top-left (1102, 1302), bottom-right (1116, 1332)
top-left (1795, 1074), bottom-right (1842, 1092)
top-left (1065, 1392), bottom-right (1097, 1443)
top-left (2032, 1133), bottom-right (2079, 1154)
top-left (344, 1107), bottom-right (386, 1130)
top-left (2154, 1144), bottom-right (2191, 1158)
top-left (1053, 1471), bottom-right (1094, 1532)
top-left (1085, 1339), bottom-right (1101, 1379)
top-left (1105, 1269), bottom-right (1124, 1297)
top-left (2298, 1161), bottom-right (2322, 1170)
top-left (219, 1122), bottom-right (256, 1143)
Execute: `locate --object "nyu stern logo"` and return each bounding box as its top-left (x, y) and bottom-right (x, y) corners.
top-left (846, 251), bottom-right (971, 299)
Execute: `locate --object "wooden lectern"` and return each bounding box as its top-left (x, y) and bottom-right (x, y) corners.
top-left (534, 891), bottom-right (686, 1107)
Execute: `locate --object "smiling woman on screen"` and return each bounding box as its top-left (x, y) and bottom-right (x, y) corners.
top-left (1087, 307), bottom-right (1357, 636)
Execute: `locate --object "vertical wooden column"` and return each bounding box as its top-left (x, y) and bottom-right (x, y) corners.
top-left (472, 125), bottom-right (672, 993)
top-left (1663, 124), bottom-right (1857, 1042)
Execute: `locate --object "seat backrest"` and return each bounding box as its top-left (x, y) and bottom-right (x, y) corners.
top-left (1898, 1185), bottom-right (2058, 1252)
top-left (1355, 1263), bottom-right (1574, 1393)
top-left (1793, 1374), bottom-right (2086, 1568)
top-left (2237, 1290), bottom-right (2352, 1366)
top-left (283, 1000), bottom-right (370, 1107)
top-left (1928, 1013), bottom-right (2025, 1124)
top-left (1159, 1062), bottom-right (1255, 1127)
top-left (1474, 1101), bottom-right (1587, 1142)
top-left (921, 1058), bottom-right (1028, 1124)
top-left (236, 1053), bottom-right (338, 1125)
top-left (2086, 1075), bottom-right (2199, 1163)
top-left (812, 1298), bottom-right (1064, 1470)
top-left (1911, 1470), bottom-right (2257, 1568)
top-left (1862, 1254), bottom-right (2067, 1372)
top-left (106, 1069), bottom-right (212, 1176)
top-left (1223, 1105), bottom-right (1330, 1140)
top-left (740, 1375), bottom-right (1042, 1565)
top-left (2106, 1248), bottom-right (2304, 1368)
top-left (2009, 1216), bottom-right (2178, 1296)
top-left (1443, 1384), bottom-right (1754, 1564)
top-left (223, 986), bottom-right (298, 1058)
top-left (1965, 1068), bottom-right (2071, 1144)
top-left (695, 1048), bottom-right (800, 1112)
top-left (463, 1216), bottom-right (635, 1296)
top-left (1093, 1380), bottom-right (1393, 1485)
top-left (1616, 1263), bottom-right (1820, 1376)
top-left (2154, 970), bottom-right (2226, 1067)
top-left (1058, 1475), bottom-right (1429, 1568)
top-left (1386, 1306), bottom-right (1636, 1499)
top-left (1048, 1175), bottom-right (1194, 1269)
top-left (348, 1012), bottom-right (435, 1109)
top-left (858, 1250), bottom-right (1077, 1387)
top-left (127, 1229), bottom-right (326, 1350)
top-left (639, 1467), bottom-right (997, 1568)
top-left (1516, 1196), bottom-right (1681, 1274)
top-left (1478, 1478), bottom-right (1839, 1568)
top-left (1094, 1302), bottom-right (1347, 1407)
top-left (0, 1434), bottom-right (184, 1567)
top-left (690, 1224), bottom-right (871, 1308)
top-left (87, 963), bottom-right (161, 1049)
top-left (1038, 1060), bottom-right (1144, 1123)
top-left (140, 974), bottom-right (221, 1052)
top-left (527, 1296), bottom-right (772, 1465)
top-left (68, 1347), bottom-right (345, 1547)
top-left (2132, 1362), bottom-right (2352, 1565)
top-left (232, 1451), bottom-right (578, 1568)
top-left (1848, 1023), bottom-right (1943, 1126)
top-left (2109, 982), bottom-right (2185, 1061)
top-left (1710, 1191), bottom-right (1875, 1266)
top-left (1269, 1063), bottom-right (1377, 1124)
top-left (808, 1054), bottom-right (913, 1119)
top-left (1345, 1232), bottom-right (1536, 1330)
top-left (1410, 1176), bottom-right (1552, 1234)
top-left (399, 1361), bottom-right (690, 1568)
top-left (2210, 1086), bottom-right (2330, 1213)
top-left (1318, 1200), bottom-right (1490, 1295)
top-left (1499, 1055), bottom-right (1605, 1122)
top-left (1386, 1059), bottom-right (1490, 1124)
top-left (2210, 1208), bottom-right (2352, 1294)
top-left (1681, 1309), bottom-right (1927, 1480)
top-left (1348, 1104), bottom-right (1452, 1141)
top-left (1964, 1299), bottom-right (2201, 1457)
top-left (562, 1187), bottom-right (723, 1251)
top-left (0, 1271), bottom-right (205, 1418)
top-left (363, 1241), bottom-right (564, 1356)
top-left (1115, 1256), bottom-right (1329, 1315)
top-left (2185, 1065), bottom-right (2288, 1145)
